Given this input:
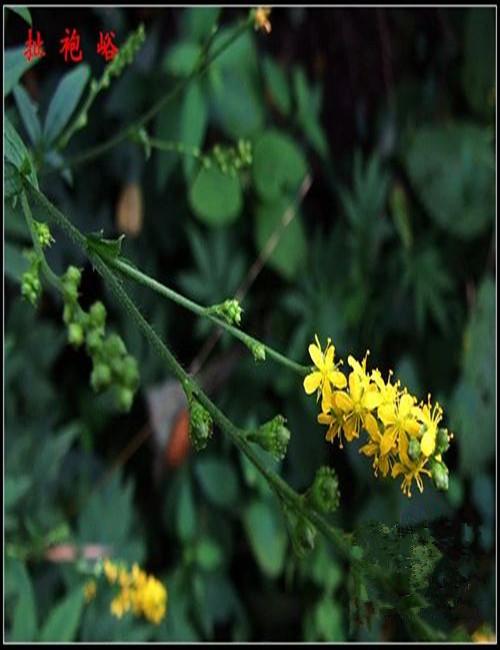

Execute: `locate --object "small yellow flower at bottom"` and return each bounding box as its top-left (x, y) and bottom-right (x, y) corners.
top-left (83, 580), bottom-right (97, 603)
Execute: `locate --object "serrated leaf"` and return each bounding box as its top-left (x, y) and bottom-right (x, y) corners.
top-left (243, 500), bottom-right (287, 578)
top-left (252, 130), bottom-right (307, 202)
top-left (43, 64), bottom-right (90, 145)
top-left (405, 123), bottom-right (494, 239)
top-left (181, 81), bottom-right (207, 180)
top-left (4, 46), bottom-right (40, 97)
top-left (39, 587), bottom-right (84, 642)
top-left (8, 6), bottom-right (32, 25)
top-left (13, 84), bottom-right (42, 145)
top-left (255, 197), bottom-right (307, 280)
top-left (195, 457), bottom-right (239, 509)
top-left (189, 166), bottom-right (242, 226)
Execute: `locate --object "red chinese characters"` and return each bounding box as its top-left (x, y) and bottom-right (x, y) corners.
top-left (59, 28), bottom-right (83, 62)
top-left (97, 31), bottom-right (119, 61)
top-left (24, 28), bottom-right (46, 62)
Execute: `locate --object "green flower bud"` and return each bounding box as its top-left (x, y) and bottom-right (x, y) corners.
top-left (121, 355), bottom-right (139, 389)
top-left (308, 466), bottom-right (340, 514)
top-left (68, 322), bottom-right (84, 347)
top-left (189, 398), bottom-right (214, 451)
top-left (249, 415), bottom-right (290, 461)
top-left (63, 303), bottom-right (76, 325)
top-left (104, 334), bottom-right (127, 358)
top-left (430, 459), bottom-right (449, 492)
top-left (86, 329), bottom-right (103, 353)
top-left (34, 221), bottom-right (54, 248)
top-left (247, 341), bottom-right (266, 362)
top-left (110, 357), bottom-right (125, 377)
top-left (408, 437), bottom-right (421, 461)
top-left (89, 301), bottom-right (107, 329)
top-left (21, 271), bottom-right (41, 305)
top-left (64, 265), bottom-right (82, 286)
top-left (208, 299), bottom-right (243, 326)
top-left (116, 387), bottom-right (134, 412)
top-left (91, 363), bottom-right (112, 391)
top-left (435, 428), bottom-right (450, 455)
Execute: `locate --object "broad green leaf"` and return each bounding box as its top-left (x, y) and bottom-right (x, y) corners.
top-left (194, 537), bottom-right (223, 571)
top-left (39, 587), bottom-right (85, 642)
top-left (189, 166), bottom-right (242, 226)
top-left (243, 500), bottom-right (287, 578)
top-left (43, 64), bottom-right (90, 145)
top-left (4, 46), bottom-right (39, 97)
top-left (8, 6), bottom-right (32, 24)
top-left (181, 81), bottom-right (207, 180)
top-left (163, 41), bottom-right (201, 77)
top-left (195, 457), bottom-right (239, 509)
top-left (255, 197), bottom-right (307, 280)
top-left (5, 474), bottom-right (31, 510)
top-left (176, 471), bottom-right (197, 542)
top-left (293, 66), bottom-right (328, 158)
top-left (462, 8), bottom-right (495, 119)
top-left (13, 84), bottom-right (42, 145)
top-left (252, 130), bottom-right (307, 202)
top-left (262, 57), bottom-right (291, 115)
top-left (405, 123), bottom-right (494, 239)
top-left (10, 562), bottom-right (37, 642)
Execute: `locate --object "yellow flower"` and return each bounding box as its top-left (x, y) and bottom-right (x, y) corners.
top-left (318, 392), bottom-right (346, 447)
top-left (135, 575), bottom-right (168, 625)
top-left (415, 395), bottom-right (443, 457)
top-left (371, 368), bottom-right (400, 406)
top-left (335, 368), bottom-right (381, 442)
top-left (303, 335), bottom-right (346, 404)
top-left (391, 437), bottom-right (431, 498)
top-left (254, 7), bottom-right (272, 34)
top-left (472, 624), bottom-right (496, 643)
top-left (83, 580), bottom-right (97, 603)
top-left (103, 559), bottom-right (118, 584)
top-left (378, 391), bottom-right (420, 460)
top-left (359, 415), bottom-right (392, 477)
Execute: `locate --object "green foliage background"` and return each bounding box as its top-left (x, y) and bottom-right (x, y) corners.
top-left (4, 6), bottom-right (496, 642)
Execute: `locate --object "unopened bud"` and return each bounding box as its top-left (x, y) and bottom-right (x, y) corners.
top-left (189, 398), bottom-right (213, 451)
top-left (408, 437), bottom-right (421, 461)
top-left (89, 301), bottom-right (107, 329)
top-left (308, 466), bottom-right (340, 513)
top-left (248, 415), bottom-right (290, 461)
top-left (68, 322), bottom-right (84, 347)
top-left (91, 363), bottom-right (112, 391)
top-left (247, 340), bottom-right (266, 362)
top-left (292, 516), bottom-right (317, 557)
top-left (208, 299), bottom-right (243, 326)
top-left (430, 459), bottom-right (449, 492)
top-left (435, 428), bottom-right (450, 454)
top-left (116, 387), bottom-right (134, 412)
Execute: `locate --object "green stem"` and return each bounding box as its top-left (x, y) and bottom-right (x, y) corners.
top-left (109, 257), bottom-right (309, 376)
top-left (21, 181), bottom-right (445, 641)
top-left (148, 137), bottom-right (206, 161)
top-left (60, 15), bottom-right (252, 171)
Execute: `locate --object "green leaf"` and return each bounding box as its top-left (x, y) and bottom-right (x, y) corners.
top-left (293, 66), bottom-right (328, 158)
top-left (176, 471), bottom-right (197, 542)
top-left (255, 197), bottom-right (307, 280)
top-left (5, 242), bottom-right (30, 284)
top-left (262, 57), bottom-right (291, 115)
top-left (4, 115), bottom-right (38, 188)
top-left (39, 587), bottom-right (85, 642)
top-left (194, 537), bottom-right (223, 571)
top-left (462, 8), bottom-right (495, 119)
top-left (5, 474), bottom-right (32, 510)
top-left (86, 231), bottom-right (125, 260)
top-left (189, 166), bottom-right (242, 226)
top-left (43, 64), bottom-right (90, 145)
top-left (252, 130), bottom-right (308, 202)
top-left (181, 81), bottom-right (207, 181)
top-left (163, 41), bottom-right (201, 77)
top-left (405, 123), bottom-right (494, 239)
top-left (195, 457), bottom-right (239, 509)
top-left (8, 7), bottom-right (32, 25)
top-left (243, 499), bottom-right (287, 578)
top-left (182, 7), bottom-right (221, 43)
top-left (10, 561), bottom-right (38, 641)
top-left (4, 46), bottom-right (40, 97)
top-left (13, 84), bottom-right (42, 146)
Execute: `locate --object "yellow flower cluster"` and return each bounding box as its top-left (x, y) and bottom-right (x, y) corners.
top-left (83, 579), bottom-right (97, 603)
top-left (103, 560), bottom-right (168, 625)
top-left (303, 336), bottom-right (452, 498)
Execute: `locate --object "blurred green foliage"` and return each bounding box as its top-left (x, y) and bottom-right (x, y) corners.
top-left (4, 6), bottom-right (495, 642)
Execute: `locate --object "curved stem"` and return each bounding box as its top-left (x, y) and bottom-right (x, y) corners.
top-left (109, 257), bottom-right (309, 376)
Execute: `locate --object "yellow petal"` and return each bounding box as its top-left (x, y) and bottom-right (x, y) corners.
top-left (363, 412), bottom-right (379, 440)
top-left (349, 372), bottom-right (362, 402)
top-left (380, 430), bottom-right (396, 455)
top-left (304, 371), bottom-right (322, 394)
top-left (309, 343), bottom-right (324, 369)
top-left (330, 370), bottom-right (347, 389)
top-left (335, 391), bottom-right (353, 413)
top-left (318, 413), bottom-right (332, 425)
top-left (420, 430), bottom-right (436, 457)
top-left (391, 462), bottom-right (405, 478)
top-left (399, 393), bottom-right (414, 417)
top-left (378, 403), bottom-right (396, 425)
top-left (324, 344), bottom-right (335, 369)
top-left (343, 414), bottom-right (359, 440)
top-left (363, 389), bottom-right (382, 411)
top-left (359, 443), bottom-right (377, 457)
